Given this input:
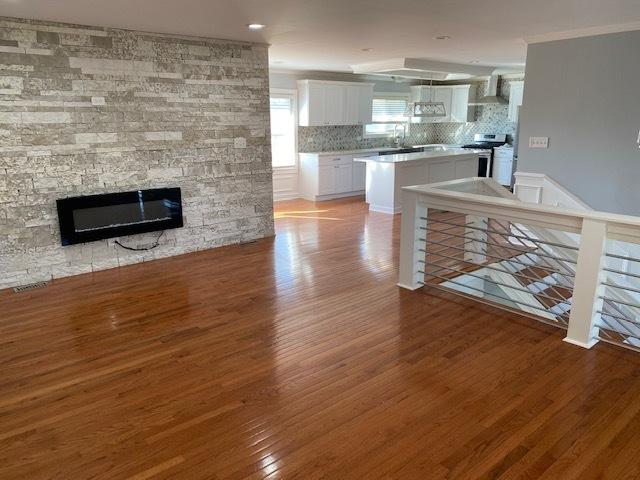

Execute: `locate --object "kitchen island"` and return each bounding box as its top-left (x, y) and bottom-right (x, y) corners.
top-left (354, 149), bottom-right (486, 214)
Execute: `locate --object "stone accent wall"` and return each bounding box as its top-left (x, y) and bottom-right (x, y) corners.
top-left (0, 17), bottom-right (274, 289)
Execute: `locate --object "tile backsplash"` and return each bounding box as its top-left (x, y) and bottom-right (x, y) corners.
top-left (298, 77), bottom-right (523, 153)
top-left (298, 123), bottom-right (435, 153)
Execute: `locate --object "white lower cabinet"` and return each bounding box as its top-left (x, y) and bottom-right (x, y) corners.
top-left (493, 146), bottom-right (514, 186)
top-left (317, 165), bottom-right (335, 195)
top-left (318, 163), bottom-right (353, 195)
top-left (300, 153), bottom-right (366, 201)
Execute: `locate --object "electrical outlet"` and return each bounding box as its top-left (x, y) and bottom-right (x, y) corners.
top-left (529, 136), bottom-right (549, 148)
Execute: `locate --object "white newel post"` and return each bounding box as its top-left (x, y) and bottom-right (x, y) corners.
top-left (398, 190), bottom-right (427, 290)
top-left (464, 215), bottom-right (488, 264)
top-left (564, 218), bottom-right (607, 348)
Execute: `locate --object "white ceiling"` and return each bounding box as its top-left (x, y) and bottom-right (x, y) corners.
top-left (2, 0), bottom-right (640, 73)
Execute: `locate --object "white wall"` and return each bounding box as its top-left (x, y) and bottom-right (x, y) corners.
top-left (518, 30), bottom-right (640, 216)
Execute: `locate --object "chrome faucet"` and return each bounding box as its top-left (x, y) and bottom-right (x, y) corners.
top-left (393, 123), bottom-right (407, 147)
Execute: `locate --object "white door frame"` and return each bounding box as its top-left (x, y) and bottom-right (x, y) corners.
top-left (270, 88), bottom-right (300, 201)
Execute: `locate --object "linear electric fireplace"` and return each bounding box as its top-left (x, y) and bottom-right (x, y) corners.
top-left (57, 188), bottom-right (183, 246)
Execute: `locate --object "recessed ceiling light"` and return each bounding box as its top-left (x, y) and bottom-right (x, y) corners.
top-left (361, 48), bottom-right (373, 52)
top-left (247, 24), bottom-right (266, 30)
top-left (434, 35), bottom-right (451, 40)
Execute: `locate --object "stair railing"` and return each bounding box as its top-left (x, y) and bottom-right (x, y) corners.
top-left (398, 177), bottom-right (640, 352)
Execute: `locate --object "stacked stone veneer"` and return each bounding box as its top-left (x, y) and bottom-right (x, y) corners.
top-left (0, 17), bottom-right (274, 289)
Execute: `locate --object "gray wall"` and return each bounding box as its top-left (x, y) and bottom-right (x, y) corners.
top-left (518, 30), bottom-right (640, 215)
top-left (0, 17), bottom-right (274, 289)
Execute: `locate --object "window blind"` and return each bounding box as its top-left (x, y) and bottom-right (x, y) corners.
top-left (371, 97), bottom-right (408, 123)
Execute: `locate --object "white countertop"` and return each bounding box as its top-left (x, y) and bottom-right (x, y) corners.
top-left (354, 148), bottom-right (488, 164)
top-left (299, 144), bottom-right (458, 156)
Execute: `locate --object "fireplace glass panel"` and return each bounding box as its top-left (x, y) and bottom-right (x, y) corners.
top-left (57, 188), bottom-right (183, 245)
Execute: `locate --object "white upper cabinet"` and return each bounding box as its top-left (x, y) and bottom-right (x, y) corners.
top-left (410, 85), bottom-right (472, 123)
top-left (305, 82), bottom-right (326, 126)
top-left (358, 85), bottom-right (374, 125)
top-left (343, 85), bottom-right (359, 126)
top-left (450, 85), bottom-right (472, 123)
top-left (298, 80), bottom-right (374, 126)
top-left (324, 84), bottom-right (345, 125)
top-left (508, 81), bottom-right (524, 122)
top-left (411, 86), bottom-right (451, 123)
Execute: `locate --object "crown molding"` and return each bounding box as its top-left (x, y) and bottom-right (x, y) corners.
top-left (524, 22), bottom-right (640, 44)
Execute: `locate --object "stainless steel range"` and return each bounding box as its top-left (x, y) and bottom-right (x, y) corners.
top-left (460, 133), bottom-right (507, 178)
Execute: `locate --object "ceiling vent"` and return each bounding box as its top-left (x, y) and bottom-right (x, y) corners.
top-left (351, 58), bottom-right (495, 81)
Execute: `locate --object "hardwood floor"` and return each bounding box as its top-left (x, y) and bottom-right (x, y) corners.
top-left (2, 196), bottom-right (640, 479)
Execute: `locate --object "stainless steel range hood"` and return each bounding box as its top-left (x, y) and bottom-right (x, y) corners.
top-left (468, 75), bottom-right (507, 105)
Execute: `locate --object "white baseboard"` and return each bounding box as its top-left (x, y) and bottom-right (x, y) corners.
top-left (369, 204), bottom-right (401, 214)
top-left (309, 191), bottom-right (365, 202)
top-left (397, 282), bottom-right (422, 290)
top-left (273, 192), bottom-right (300, 201)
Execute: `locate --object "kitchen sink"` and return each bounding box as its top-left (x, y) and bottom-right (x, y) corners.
top-left (377, 144), bottom-right (454, 156)
top-left (377, 146), bottom-right (425, 156)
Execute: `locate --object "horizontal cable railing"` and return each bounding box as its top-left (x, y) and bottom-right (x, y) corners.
top-left (416, 209), bottom-right (577, 328)
top-left (398, 177), bottom-right (640, 353)
top-left (595, 240), bottom-right (640, 350)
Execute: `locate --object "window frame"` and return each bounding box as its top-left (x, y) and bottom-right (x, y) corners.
top-left (363, 92), bottom-right (411, 138)
top-left (269, 88), bottom-right (299, 171)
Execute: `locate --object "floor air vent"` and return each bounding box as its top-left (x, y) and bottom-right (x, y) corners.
top-left (13, 281), bottom-right (49, 293)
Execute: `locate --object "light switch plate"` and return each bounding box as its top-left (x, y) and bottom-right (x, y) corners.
top-left (529, 136), bottom-right (549, 148)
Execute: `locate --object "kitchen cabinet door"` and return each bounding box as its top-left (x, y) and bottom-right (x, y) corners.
top-left (333, 164), bottom-right (354, 193)
top-left (450, 86), bottom-right (471, 123)
top-left (357, 85), bottom-right (374, 125)
top-left (318, 165), bottom-right (335, 195)
top-left (344, 85), bottom-right (360, 125)
top-left (493, 159), bottom-right (513, 185)
top-left (324, 85), bottom-right (345, 125)
top-left (307, 83), bottom-right (326, 126)
top-left (432, 88), bottom-right (452, 123)
top-left (508, 82), bottom-right (524, 122)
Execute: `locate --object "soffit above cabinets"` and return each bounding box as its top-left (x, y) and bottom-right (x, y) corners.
top-left (351, 58), bottom-right (496, 81)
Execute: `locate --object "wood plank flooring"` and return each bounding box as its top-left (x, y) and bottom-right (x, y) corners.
top-left (2, 196), bottom-right (640, 479)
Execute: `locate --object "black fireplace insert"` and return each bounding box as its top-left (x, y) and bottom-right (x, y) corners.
top-left (57, 188), bottom-right (183, 246)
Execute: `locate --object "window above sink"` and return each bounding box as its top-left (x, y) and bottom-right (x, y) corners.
top-left (364, 92), bottom-right (410, 138)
